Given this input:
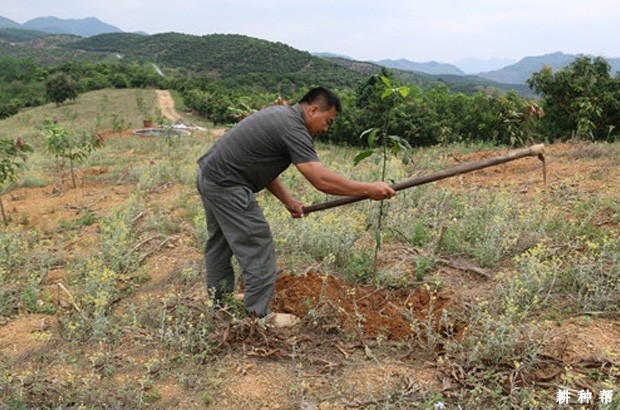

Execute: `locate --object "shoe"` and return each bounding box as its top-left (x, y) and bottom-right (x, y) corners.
top-left (262, 312), bottom-right (299, 328)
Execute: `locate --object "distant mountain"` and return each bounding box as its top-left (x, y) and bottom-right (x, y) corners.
top-left (476, 52), bottom-right (620, 84)
top-left (476, 52), bottom-right (575, 84)
top-left (454, 57), bottom-right (517, 74)
top-left (0, 15), bottom-right (122, 37)
top-left (377, 59), bottom-right (464, 76)
top-left (0, 16), bottom-right (20, 29)
top-left (322, 55), bottom-right (533, 97)
top-left (23, 16), bottom-right (122, 37)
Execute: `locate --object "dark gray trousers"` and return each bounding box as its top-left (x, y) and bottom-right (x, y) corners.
top-left (196, 167), bottom-right (277, 317)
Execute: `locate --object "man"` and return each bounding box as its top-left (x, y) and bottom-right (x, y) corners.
top-left (196, 87), bottom-right (395, 318)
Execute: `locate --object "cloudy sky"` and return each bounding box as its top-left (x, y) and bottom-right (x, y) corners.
top-left (3, 0), bottom-right (619, 69)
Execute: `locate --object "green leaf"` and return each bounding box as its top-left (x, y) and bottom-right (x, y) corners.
top-left (387, 135), bottom-right (401, 145)
top-left (361, 128), bottom-right (380, 148)
top-left (401, 153), bottom-right (410, 165)
top-left (353, 150), bottom-right (373, 166)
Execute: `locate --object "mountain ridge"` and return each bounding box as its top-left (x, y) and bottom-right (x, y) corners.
top-left (2, 14), bottom-right (619, 89)
top-left (0, 15), bottom-right (122, 37)
top-left (380, 52), bottom-right (620, 85)
top-left (376, 59), bottom-right (464, 76)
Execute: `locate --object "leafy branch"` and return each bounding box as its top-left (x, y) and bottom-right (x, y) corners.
top-left (0, 137), bottom-right (33, 224)
top-left (43, 120), bottom-right (103, 189)
top-left (354, 76), bottom-right (412, 282)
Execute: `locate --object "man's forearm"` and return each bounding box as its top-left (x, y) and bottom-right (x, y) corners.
top-left (266, 177), bottom-right (295, 206)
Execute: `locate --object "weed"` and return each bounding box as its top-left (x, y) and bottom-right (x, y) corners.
top-left (98, 194), bottom-right (144, 274)
top-left (498, 243), bottom-right (561, 318)
top-left (153, 291), bottom-right (214, 361)
top-left (59, 211), bottom-right (96, 231)
top-left (130, 161), bottom-right (180, 191)
top-left (264, 196), bottom-right (367, 272)
top-left (64, 258), bottom-right (120, 341)
top-left (562, 235), bottom-right (619, 311)
top-left (0, 227), bottom-right (29, 272)
top-left (440, 245), bottom-right (562, 407)
top-left (0, 228), bottom-right (56, 317)
top-left (343, 250), bottom-right (374, 282)
top-left (414, 254), bottom-right (435, 281)
top-left (109, 112), bottom-right (126, 133)
top-left (202, 391), bottom-right (213, 406)
top-left (439, 189), bottom-right (546, 267)
top-left (21, 274), bottom-right (55, 314)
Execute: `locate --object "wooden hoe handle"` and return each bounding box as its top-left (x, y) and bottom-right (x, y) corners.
top-left (303, 144), bottom-right (546, 215)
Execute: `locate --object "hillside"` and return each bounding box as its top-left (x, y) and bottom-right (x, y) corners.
top-left (0, 18), bottom-right (536, 96)
top-left (0, 31), bottom-right (110, 65)
top-left (65, 32), bottom-right (367, 89)
top-left (0, 27), bottom-right (51, 43)
top-left (68, 31), bottom-right (528, 95)
top-left (0, 15), bottom-right (561, 97)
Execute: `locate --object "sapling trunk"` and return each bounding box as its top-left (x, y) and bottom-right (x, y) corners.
top-left (70, 157), bottom-right (77, 189)
top-left (0, 197), bottom-right (6, 225)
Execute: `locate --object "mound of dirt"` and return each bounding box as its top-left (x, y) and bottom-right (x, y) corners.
top-left (273, 272), bottom-right (458, 341)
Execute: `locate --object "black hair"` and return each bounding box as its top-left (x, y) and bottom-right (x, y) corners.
top-left (299, 87), bottom-right (342, 113)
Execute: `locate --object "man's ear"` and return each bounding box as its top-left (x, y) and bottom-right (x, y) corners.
top-left (309, 104), bottom-right (321, 114)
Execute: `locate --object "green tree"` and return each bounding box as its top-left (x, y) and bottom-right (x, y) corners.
top-left (353, 75), bottom-right (412, 281)
top-left (0, 138), bottom-right (33, 224)
top-left (528, 56), bottom-right (620, 141)
top-left (43, 121), bottom-right (103, 189)
top-left (45, 73), bottom-right (79, 106)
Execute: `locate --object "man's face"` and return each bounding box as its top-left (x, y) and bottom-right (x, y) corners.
top-left (306, 105), bottom-right (337, 137)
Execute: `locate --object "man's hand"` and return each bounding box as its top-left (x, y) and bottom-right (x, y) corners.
top-left (285, 199), bottom-right (305, 218)
top-left (267, 177), bottom-right (305, 218)
top-left (366, 181), bottom-right (396, 200)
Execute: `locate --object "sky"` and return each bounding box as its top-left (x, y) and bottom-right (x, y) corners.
top-left (3, 0), bottom-right (620, 71)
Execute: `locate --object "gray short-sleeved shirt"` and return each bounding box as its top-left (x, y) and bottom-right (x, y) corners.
top-left (197, 103), bottom-right (319, 192)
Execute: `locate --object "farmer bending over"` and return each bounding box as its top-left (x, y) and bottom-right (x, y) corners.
top-left (196, 87), bottom-right (395, 318)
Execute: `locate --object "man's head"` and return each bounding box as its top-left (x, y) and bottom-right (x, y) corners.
top-left (299, 87), bottom-right (342, 137)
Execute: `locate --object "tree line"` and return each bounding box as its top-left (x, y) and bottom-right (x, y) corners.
top-left (178, 59), bottom-right (620, 145)
top-left (0, 55), bottom-right (618, 145)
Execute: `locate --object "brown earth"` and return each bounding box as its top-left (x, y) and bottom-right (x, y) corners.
top-left (1, 94), bottom-right (618, 409)
top-left (156, 90), bottom-right (182, 122)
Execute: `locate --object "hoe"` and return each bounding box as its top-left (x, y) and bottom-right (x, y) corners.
top-left (303, 144), bottom-right (546, 215)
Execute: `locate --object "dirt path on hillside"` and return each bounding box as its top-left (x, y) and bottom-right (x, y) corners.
top-left (155, 89), bottom-right (226, 137)
top-left (156, 90), bottom-right (182, 121)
